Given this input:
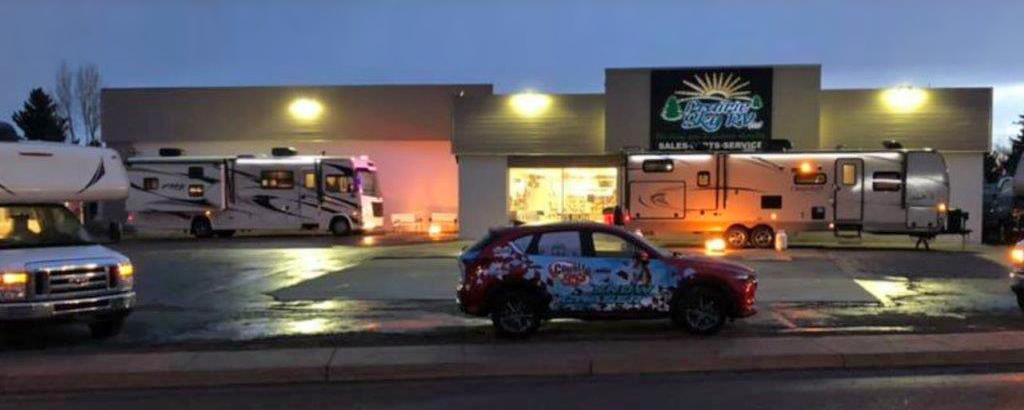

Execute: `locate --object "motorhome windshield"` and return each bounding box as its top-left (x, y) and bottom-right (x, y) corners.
top-left (358, 169), bottom-right (380, 197)
top-left (0, 204), bottom-right (95, 249)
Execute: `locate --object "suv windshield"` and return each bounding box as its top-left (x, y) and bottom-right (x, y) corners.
top-left (0, 205), bottom-right (95, 249)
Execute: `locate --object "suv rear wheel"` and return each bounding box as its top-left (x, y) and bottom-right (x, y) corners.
top-left (490, 289), bottom-right (543, 339)
top-left (672, 286), bottom-right (728, 335)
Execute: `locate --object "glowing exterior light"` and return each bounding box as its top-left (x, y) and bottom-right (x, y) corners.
top-left (509, 92), bottom-right (552, 117)
top-left (1, 272), bottom-right (28, 285)
top-left (770, 212), bottom-right (778, 221)
top-left (428, 224), bottom-right (442, 236)
top-left (882, 86), bottom-right (927, 112)
top-left (1012, 248), bottom-right (1024, 264)
top-left (705, 238), bottom-right (726, 254)
top-left (799, 162), bottom-right (813, 174)
top-left (289, 98), bottom-right (324, 120)
top-left (937, 203), bottom-right (947, 212)
top-left (362, 236), bottom-right (376, 246)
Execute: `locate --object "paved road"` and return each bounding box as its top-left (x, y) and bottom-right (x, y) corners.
top-left (3, 234), bottom-right (1022, 351)
top-left (4, 367), bottom-right (1023, 409)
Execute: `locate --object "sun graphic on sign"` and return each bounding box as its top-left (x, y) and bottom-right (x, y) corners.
top-left (675, 72), bottom-right (752, 101)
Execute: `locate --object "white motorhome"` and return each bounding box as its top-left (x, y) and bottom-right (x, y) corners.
top-left (125, 150), bottom-right (383, 237)
top-left (620, 149), bottom-right (966, 248)
top-left (0, 141), bottom-right (135, 338)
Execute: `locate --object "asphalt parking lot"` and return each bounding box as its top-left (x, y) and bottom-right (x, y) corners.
top-left (2, 233), bottom-right (1021, 352)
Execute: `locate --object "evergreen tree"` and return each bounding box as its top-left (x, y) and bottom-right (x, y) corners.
top-left (660, 96), bottom-right (683, 122)
top-left (1006, 114), bottom-right (1024, 177)
top-left (11, 88), bottom-right (67, 142)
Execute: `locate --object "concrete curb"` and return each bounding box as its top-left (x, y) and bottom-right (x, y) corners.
top-left (6, 331), bottom-right (1024, 393)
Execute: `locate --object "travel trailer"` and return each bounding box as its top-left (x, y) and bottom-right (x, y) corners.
top-left (617, 149), bottom-right (968, 248)
top-left (125, 149), bottom-right (383, 237)
top-left (0, 141), bottom-right (135, 338)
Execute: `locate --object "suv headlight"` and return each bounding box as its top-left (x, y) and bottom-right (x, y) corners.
top-left (0, 272), bottom-right (29, 301)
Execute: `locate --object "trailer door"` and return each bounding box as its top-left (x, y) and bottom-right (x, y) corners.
top-left (833, 158), bottom-right (864, 223)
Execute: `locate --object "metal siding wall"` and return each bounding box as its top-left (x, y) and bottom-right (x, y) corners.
top-left (452, 94), bottom-right (605, 155)
top-left (819, 88), bottom-right (992, 151)
top-left (102, 84), bottom-right (492, 144)
top-left (772, 66), bottom-right (821, 149)
top-left (945, 152), bottom-right (983, 243)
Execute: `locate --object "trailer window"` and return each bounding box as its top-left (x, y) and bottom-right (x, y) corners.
top-left (642, 159), bottom-right (673, 173)
top-left (303, 172), bottom-right (317, 190)
top-left (761, 195), bottom-right (782, 209)
top-left (794, 173), bottom-right (827, 185)
top-left (143, 177), bottom-right (159, 191)
top-left (325, 174), bottom-right (355, 193)
top-left (188, 184), bottom-right (204, 197)
top-left (260, 171), bottom-right (294, 189)
top-left (841, 164), bottom-right (857, 185)
top-left (697, 171), bottom-right (710, 187)
top-left (188, 166), bottom-right (204, 179)
top-left (872, 172), bottom-right (902, 192)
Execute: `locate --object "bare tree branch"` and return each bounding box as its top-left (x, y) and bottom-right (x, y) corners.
top-left (75, 63), bottom-right (102, 145)
top-left (55, 60), bottom-right (77, 144)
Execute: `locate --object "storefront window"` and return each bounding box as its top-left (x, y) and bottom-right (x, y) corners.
top-left (508, 167), bottom-right (618, 224)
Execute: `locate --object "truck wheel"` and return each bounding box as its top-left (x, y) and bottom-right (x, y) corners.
top-left (750, 225), bottom-right (775, 249)
top-left (724, 225), bottom-right (749, 249)
top-left (191, 217), bottom-right (214, 238)
top-left (89, 316), bottom-right (126, 339)
top-left (671, 286), bottom-right (727, 335)
top-left (215, 230), bottom-right (236, 238)
top-left (490, 289), bottom-right (543, 339)
top-left (330, 218), bottom-right (351, 236)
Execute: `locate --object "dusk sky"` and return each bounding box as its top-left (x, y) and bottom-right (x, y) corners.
top-left (2, 0), bottom-right (1022, 147)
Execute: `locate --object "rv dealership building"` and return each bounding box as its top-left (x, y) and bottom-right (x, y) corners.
top-left (101, 64), bottom-right (991, 241)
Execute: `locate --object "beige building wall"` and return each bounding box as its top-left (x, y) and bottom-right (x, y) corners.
top-left (604, 65), bottom-right (822, 152)
top-left (452, 94), bottom-right (605, 155)
top-left (458, 155), bottom-right (508, 239)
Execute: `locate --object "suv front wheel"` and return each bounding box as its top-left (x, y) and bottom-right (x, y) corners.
top-left (672, 286), bottom-right (728, 335)
top-left (490, 289), bottom-right (544, 339)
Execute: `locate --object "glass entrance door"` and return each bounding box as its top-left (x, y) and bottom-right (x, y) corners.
top-left (508, 167), bottom-right (618, 224)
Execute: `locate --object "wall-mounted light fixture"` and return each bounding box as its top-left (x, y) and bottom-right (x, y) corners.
top-left (509, 91), bottom-right (552, 117)
top-left (289, 98), bottom-right (324, 121)
top-left (882, 86), bottom-right (927, 112)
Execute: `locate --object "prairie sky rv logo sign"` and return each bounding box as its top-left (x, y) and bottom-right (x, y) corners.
top-left (651, 67), bottom-right (773, 151)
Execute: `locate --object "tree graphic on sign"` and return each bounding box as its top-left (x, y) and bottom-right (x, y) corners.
top-left (660, 96), bottom-right (683, 122)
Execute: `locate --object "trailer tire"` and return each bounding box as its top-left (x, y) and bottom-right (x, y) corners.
top-left (750, 225), bottom-right (775, 249)
top-left (191, 217), bottom-right (214, 239)
top-left (724, 225), bottom-right (749, 249)
top-left (330, 217), bottom-right (351, 236)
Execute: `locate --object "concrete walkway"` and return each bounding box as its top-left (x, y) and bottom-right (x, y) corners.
top-left (5, 331), bottom-right (1024, 393)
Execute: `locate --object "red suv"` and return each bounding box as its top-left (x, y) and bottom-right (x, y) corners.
top-left (456, 222), bottom-right (757, 338)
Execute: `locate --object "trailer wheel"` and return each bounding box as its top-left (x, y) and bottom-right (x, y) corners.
top-left (330, 217), bottom-right (351, 236)
top-left (724, 225), bottom-right (749, 249)
top-left (750, 225), bottom-right (775, 249)
top-left (191, 217), bottom-right (214, 239)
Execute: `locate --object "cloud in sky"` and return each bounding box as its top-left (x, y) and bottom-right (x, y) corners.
top-left (1, 0), bottom-right (1022, 144)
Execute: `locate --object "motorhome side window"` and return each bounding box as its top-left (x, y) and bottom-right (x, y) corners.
top-left (260, 171), bottom-right (294, 189)
top-left (324, 174), bottom-right (355, 193)
top-left (303, 172), bottom-right (317, 190)
top-left (697, 171), bottom-right (710, 187)
top-left (872, 172), bottom-right (902, 191)
top-left (793, 173), bottom-right (827, 185)
top-left (143, 177), bottom-right (159, 191)
top-left (642, 159), bottom-right (673, 173)
top-left (188, 166), bottom-right (204, 179)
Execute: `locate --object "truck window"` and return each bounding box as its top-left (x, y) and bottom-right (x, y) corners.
top-left (260, 170), bottom-right (294, 189)
top-left (642, 159), bottom-right (673, 173)
top-left (794, 173), bottom-right (827, 185)
top-left (872, 172), bottom-right (902, 192)
top-left (0, 205), bottom-right (94, 249)
top-left (143, 177), bottom-right (159, 191)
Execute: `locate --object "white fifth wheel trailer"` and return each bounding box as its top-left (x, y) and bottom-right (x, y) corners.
top-left (125, 150), bottom-right (383, 237)
top-left (0, 141), bottom-right (135, 338)
top-left (618, 149), bottom-right (968, 248)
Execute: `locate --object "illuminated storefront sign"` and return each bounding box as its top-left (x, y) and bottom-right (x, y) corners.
top-left (508, 167), bottom-right (618, 224)
top-left (651, 67), bottom-right (773, 151)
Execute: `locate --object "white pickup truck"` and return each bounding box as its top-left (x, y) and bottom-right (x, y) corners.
top-left (0, 141), bottom-right (135, 338)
